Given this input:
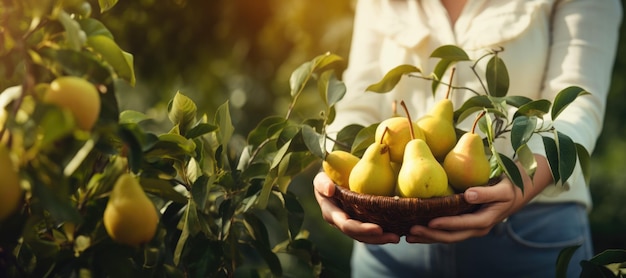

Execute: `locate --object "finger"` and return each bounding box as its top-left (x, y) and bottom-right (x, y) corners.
top-left (407, 225), bottom-right (489, 244)
top-left (313, 171), bottom-right (335, 197)
top-left (424, 209), bottom-right (499, 231)
top-left (464, 180), bottom-right (517, 204)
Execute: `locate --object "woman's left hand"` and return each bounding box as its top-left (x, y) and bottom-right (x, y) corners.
top-left (405, 154), bottom-right (553, 244)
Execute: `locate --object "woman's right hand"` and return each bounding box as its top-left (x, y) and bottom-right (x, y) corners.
top-left (313, 171), bottom-right (401, 244)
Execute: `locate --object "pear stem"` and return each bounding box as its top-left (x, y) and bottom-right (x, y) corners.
top-left (381, 127), bottom-right (390, 144)
top-left (472, 111), bottom-right (487, 134)
top-left (399, 101), bottom-right (416, 140)
top-left (445, 67), bottom-right (456, 100)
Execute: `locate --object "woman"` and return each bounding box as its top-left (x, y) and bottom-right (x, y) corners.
top-left (313, 0), bottom-right (622, 277)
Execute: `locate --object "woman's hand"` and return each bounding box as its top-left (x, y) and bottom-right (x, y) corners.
top-left (313, 171), bottom-right (401, 244)
top-left (405, 154), bottom-right (553, 244)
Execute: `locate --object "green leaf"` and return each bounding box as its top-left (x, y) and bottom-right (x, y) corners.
top-left (556, 132), bottom-right (577, 185)
top-left (247, 116), bottom-right (286, 147)
top-left (271, 140), bottom-right (292, 170)
top-left (98, 0), bottom-right (119, 13)
top-left (30, 176), bottom-right (82, 223)
top-left (350, 123), bottom-right (378, 158)
top-left (516, 144), bottom-right (537, 178)
top-left (496, 152), bottom-right (524, 192)
top-left (167, 92), bottom-right (197, 134)
top-left (453, 95), bottom-right (493, 123)
top-left (241, 162), bottom-right (271, 180)
top-left (511, 116), bottom-right (537, 151)
top-left (145, 133), bottom-right (196, 161)
top-left (579, 260), bottom-right (618, 278)
top-left (185, 123), bottom-right (218, 139)
top-left (576, 143), bottom-right (591, 185)
top-left (215, 101), bottom-right (234, 147)
top-left (119, 110), bottom-right (150, 124)
top-left (86, 35), bottom-right (135, 85)
top-left (514, 99), bottom-right (551, 118)
top-left (318, 71), bottom-right (346, 107)
top-left (190, 175), bottom-right (211, 211)
top-left (556, 245), bottom-right (581, 278)
top-left (365, 64), bottom-right (421, 93)
top-left (334, 124), bottom-right (365, 152)
top-left (57, 11), bottom-right (85, 51)
top-left (245, 213), bottom-right (283, 277)
top-left (140, 177), bottom-right (188, 204)
top-left (542, 136), bottom-right (560, 183)
top-left (37, 105), bottom-right (75, 148)
top-left (486, 56), bottom-right (509, 97)
top-left (301, 125), bottom-right (325, 159)
top-left (289, 61), bottom-right (313, 97)
top-left (36, 48), bottom-right (112, 84)
top-left (284, 192), bottom-right (304, 239)
top-left (431, 59), bottom-right (453, 94)
top-left (589, 249), bottom-right (626, 266)
top-left (312, 52), bottom-right (346, 74)
top-left (552, 86), bottom-right (590, 120)
top-left (430, 45), bottom-right (470, 60)
top-left (79, 18), bottom-right (114, 39)
top-left (504, 95), bottom-right (534, 107)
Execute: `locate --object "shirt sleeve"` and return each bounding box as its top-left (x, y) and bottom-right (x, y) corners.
top-left (534, 0), bottom-right (622, 155)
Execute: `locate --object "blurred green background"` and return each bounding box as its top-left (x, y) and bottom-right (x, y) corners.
top-left (97, 0), bottom-right (626, 276)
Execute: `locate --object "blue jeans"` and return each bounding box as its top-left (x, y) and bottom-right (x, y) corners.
top-left (351, 202), bottom-right (593, 278)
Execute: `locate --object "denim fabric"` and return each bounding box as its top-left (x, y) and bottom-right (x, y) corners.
top-left (351, 203), bottom-right (592, 278)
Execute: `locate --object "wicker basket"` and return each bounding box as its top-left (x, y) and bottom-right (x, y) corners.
top-left (331, 185), bottom-right (480, 236)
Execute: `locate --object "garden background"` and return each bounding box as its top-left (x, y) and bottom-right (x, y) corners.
top-left (4, 0), bottom-right (626, 276)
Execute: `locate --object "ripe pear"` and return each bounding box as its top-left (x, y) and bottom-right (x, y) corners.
top-left (349, 130), bottom-right (396, 196)
top-left (443, 132), bottom-right (490, 191)
top-left (417, 98), bottom-right (457, 161)
top-left (0, 145), bottom-right (21, 221)
top-left (103, 173), bottom-right (159, 247)
top-left (397, 138), bottom-right (449, 198)
top-left (44, 76), bottom-right (101, 131)
top-left (375, 105), bottom-right (425, 163)
top-left (322, 150), bottom-right (360, 188)
top-left (396, 101), bottom-right (449, 198)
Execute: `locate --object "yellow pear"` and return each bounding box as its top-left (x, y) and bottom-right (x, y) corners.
top-left (349, 129), bottom-right (396, 196)
top-left (103, 173), bottom-right (159, 247)
top-left (44, 76), bottom-right (101, 131)
top-left (443, 112), bottom-right (490, 191)
top-left (396, 101), bottom-right (449, 198)
top-left (397, 138), bottom-right (449, 198)
top-left (375, 103), bottom-right (425, 163)
top-left (0, 145), bottom-right (21, 221)
top-left (322, 150), bottom-right (360, 188)
top-left (417, 98), bottom-right (457, 161)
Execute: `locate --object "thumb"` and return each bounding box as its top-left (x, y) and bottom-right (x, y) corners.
top-left (313, 171), bottom-right (336, 197)
top-left (464, 180), bottom-right (516, 204)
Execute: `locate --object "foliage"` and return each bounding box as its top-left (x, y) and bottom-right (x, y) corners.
top-left (0, 0), bottom-right (347, 277)
top-left (557, 246), bottom-right (626, 278)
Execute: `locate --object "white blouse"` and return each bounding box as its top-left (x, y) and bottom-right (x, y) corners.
top-left (328, 0), bottom-right (622, 208)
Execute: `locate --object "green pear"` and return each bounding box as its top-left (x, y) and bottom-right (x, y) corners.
top-left (103, 173), bottom-right (159, 247)
top-left (443, 132), bottom-right (490, 191)
top-left (349, 132), bottom-right (396, 196)
top-left (397, 138), bottom-right (449, 198)
top-left (375, 101), bottom-right (425, 163)
top-left (417, 98), bottom-right (457, 161)
top-left (322, 150), bottom-right (360, 188)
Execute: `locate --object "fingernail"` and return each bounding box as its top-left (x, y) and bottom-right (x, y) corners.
top-left (466, 191), bottom-right (478, 201)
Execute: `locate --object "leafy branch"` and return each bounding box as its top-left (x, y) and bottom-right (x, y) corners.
top-left (363, 45), bottom-right (591, 191)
